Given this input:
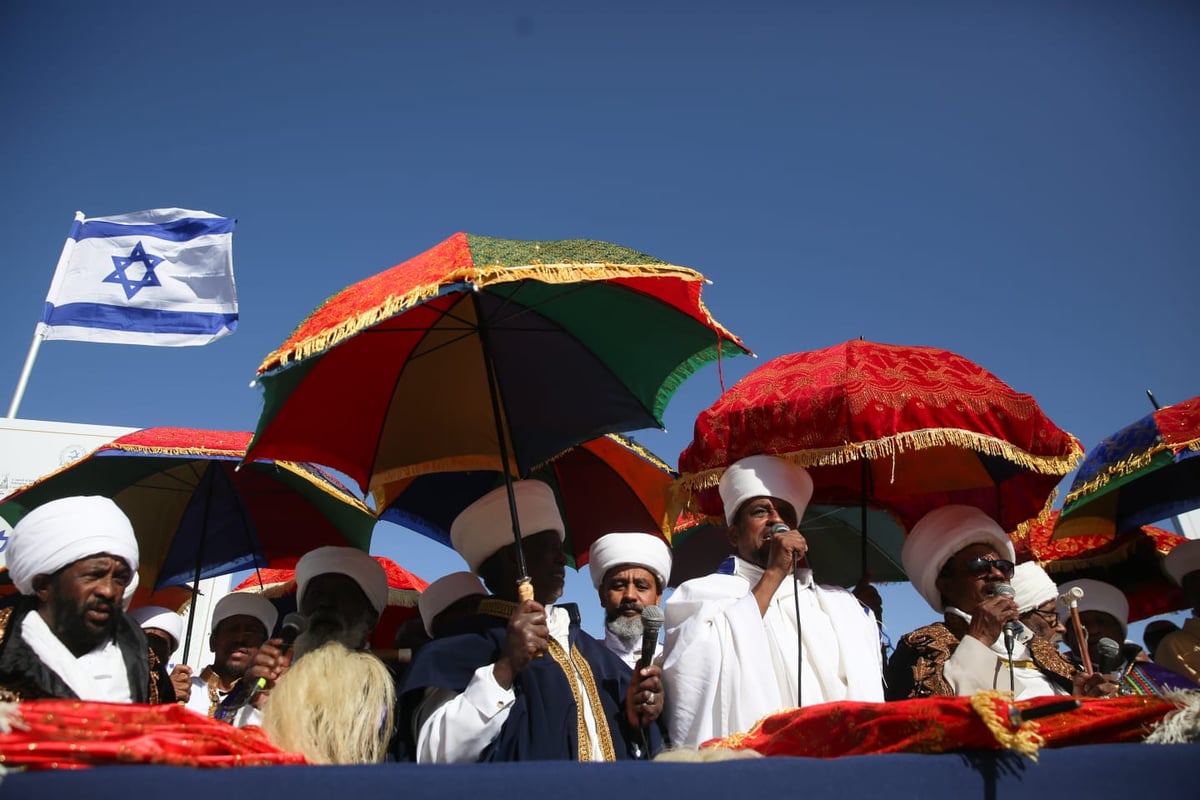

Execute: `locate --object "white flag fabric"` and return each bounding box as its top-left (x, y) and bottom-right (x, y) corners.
top-left (39, 208), bottom-right (238, 346)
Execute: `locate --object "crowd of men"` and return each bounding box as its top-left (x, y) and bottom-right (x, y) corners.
top-left (2, 455), bottom-right (1199, 764)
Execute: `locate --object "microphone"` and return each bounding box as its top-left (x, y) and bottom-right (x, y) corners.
top-left (1096, 637), bottom-right (1124, 675)
top-left (769, 522), bottom-right (790, 537)
top-left (213, 612), bottom-right (306, 722)
top-left (985, 583), bottom-right (1022, 651)
top-left (637, 605), bottom-right (664, 670)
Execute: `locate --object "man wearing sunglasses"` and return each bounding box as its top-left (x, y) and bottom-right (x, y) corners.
top-left (885, 505), bottom-right (1104, 700)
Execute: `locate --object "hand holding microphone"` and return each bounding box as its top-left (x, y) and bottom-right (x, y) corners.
top-left (974, 583), bottom-right (1020, 649)
top-left (768, 522), bottom-right (807, 576)
top-left (625, 605), bottom-right (664, 731)
top-left (216, 612), bottom-right (306, 722)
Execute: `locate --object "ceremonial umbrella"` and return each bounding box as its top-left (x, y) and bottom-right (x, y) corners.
top-left (670, 340), bottom-right (1084, 578)
top-left (1012, 510), bottom-right (1190, 622)
top-left (378, 433), bottom-right (675, 570)
top-left (247, 233), bottom-right (748, 594)
top-left (233, 555), bottom-right (427, 650)
top-left (0, 427), bottom-right (376, 657)
top-left (1057, 395), bottom-right (1200, 539)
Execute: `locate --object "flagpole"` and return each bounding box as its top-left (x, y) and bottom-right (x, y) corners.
top-left (6, 211), bottom-right (84, 419)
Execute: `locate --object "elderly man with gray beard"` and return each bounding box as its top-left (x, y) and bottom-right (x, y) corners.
top-left (587, 532), bottom-right (673, 669)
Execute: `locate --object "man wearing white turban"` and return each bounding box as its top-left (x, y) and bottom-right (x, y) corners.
top-left (401, 481), bottom-right (665, 763)
top-left (1153, 539), bottom-right (1200, 683)
top-left (129, 604), bottom-right (192, 703)
top-left (662, 455), bottom-right (884, 748)
top-left (186, 592), bottom-right (278, 726)
top-left (885, 506), bottom-right (1113, 701)
top-left (587, 531), bottom-right (672, 668)
top-left (0, 496), bottom-right (160, 703)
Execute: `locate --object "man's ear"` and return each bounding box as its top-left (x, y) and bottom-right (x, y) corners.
top-left (31, 573), bottom-right (53, 602)
top-left (726, 523), bottom-right (740, 550)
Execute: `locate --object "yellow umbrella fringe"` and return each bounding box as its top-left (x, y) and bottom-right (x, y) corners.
top-left (1038, 537), bottom-right (1138, 573)
top-left (1065, 438), bottom-right (1200, 506)
top-left (529, 434), bottom-right (674, 475)
top-left (672, 428), bottom-right (1084, 500)
top-left (110, 442), bottom-right (244, 458)
top-left (369, 454), bottom-right (520, 510)
top-left (969, 691), bottom-right (1044, 761)
top-left (260, 262), bottom-right (713, 372)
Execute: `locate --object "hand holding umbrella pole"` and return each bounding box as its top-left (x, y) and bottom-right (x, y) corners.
top-left (1060, 585), bottom-right (1093, 674)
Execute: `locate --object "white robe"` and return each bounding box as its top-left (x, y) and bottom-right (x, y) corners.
top-left (941, 608), bottom-right (1067, 700)
top-left (603, 629), bottom-right (662, 670)
top-left (184, 671), bottom-right (263, 727)
top-left (21, 611), bottom-right (132, 702)
top-left (662, 557), bottom-right (883, 748)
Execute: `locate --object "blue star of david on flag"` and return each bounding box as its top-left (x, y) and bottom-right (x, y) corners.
top-left (103, 241), bottom-right (164, 299)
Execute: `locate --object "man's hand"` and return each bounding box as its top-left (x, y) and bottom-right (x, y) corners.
top-left (965, 594), bottom-right (1018, 647)
top-left (245, 638), bottom-right (292, 694)
top-left (1073, 670), bottom-right (1120, 698)
top-left (169, 664), bottom-right (193, 703)
top-left (624, 665), bottom-right (663, 728)
top-left (493, 600), bottom-right (550, 690)
top-left (752, 528), bottom-right (807, 615)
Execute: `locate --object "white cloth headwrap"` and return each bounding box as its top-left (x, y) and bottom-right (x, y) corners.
top-left (901, 505), bottom-right (1015, 613)
top-left (1011, 562), bottom-right (1058, 614)
top-left (1056, 578), bottom-right (1128, 640)
top-left (295, 546), bottom-right (389, 615)
top-left (450, 480), bottom-right (565, 573)
top-left (718, 455), bottom-right (814, 526)
top-left (213, 592), bottom-right (279, 636)
top-left (129, 605), bottom-right (185, 651)
top-left (587, 532), bottom-right (673, 589)
top-left (8, 496), bottom-right (139, 595)
top-left (418, 571), bottom-right (487, 637)
top-left (1164, 539), bottom-right (1200, 586)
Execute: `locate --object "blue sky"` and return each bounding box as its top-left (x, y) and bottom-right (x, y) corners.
top-left (2, 1), bottom-right (1197, 644)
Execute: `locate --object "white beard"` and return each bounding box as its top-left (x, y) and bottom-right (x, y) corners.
top-left (605, 614), bottom-right (643, 649)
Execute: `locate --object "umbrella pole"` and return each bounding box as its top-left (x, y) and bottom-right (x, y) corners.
top-left (473, 294), bottom-right (533, 602)
top-left (860, 459), bottom-right (869, 582)
top-left (181, 464), bottom-right (216, 663)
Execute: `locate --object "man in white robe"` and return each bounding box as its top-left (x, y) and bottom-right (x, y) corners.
top-left (588, 532), bottom-right (672, 669)
top-left (0, 496), bottom-right (157, 703)
top-left (185, 592), bottom-right (278, 726)
top-left (663, 455), bottom-right (884, 748)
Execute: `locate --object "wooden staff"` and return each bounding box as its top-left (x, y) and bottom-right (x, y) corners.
top-left (1059, 585), bottom-right (1093, 674)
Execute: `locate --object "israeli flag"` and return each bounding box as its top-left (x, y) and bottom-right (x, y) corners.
top-left (39, 208), bottom-right (238, 346)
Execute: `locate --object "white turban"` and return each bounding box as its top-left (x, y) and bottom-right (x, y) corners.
top-left (588, 532), bottom-right (673, 590)
top-left (129, 605), bottom-right (185, 651)
top-left (901, 505), bottom-right (1015, 613)
top-left (8, 496), bottom-right (139, 595)
top-left (213, 592), bottom-right (279, 637)
top-left (1056, 578), bottom-right (1128, 640)
top-left (418, 571), bottom-right (487, 637)
top-left (718, 455), bottom-right (814, 526)
top-left (1012, 562), bottom-right (1058, 614)
top-left (295, 546), bottom-right (389, 615)
top-left (1164, 539), bottom-right (1200, 586)
top-left (450, 480), bottom-right (565, 573)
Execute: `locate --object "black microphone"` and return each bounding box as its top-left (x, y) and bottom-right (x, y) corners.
top-left (986, 583), bottom-right (1022, 651)
top-left (214, 612), bottom-right (306, 722)
top-left (637, 605), bottom-right (664, 670)
top-left (1096, 637), bottom-right (1124, 675)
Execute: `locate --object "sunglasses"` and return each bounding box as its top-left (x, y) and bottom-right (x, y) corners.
top-left (962, 556), bottom-right (1015, 580)
top-left (1022, 607), bottom-right (1060, 627)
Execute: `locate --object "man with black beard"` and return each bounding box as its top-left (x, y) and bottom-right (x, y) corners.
top-left (0, 496), bottom-right (160, 703)
top-left (587, 532), bottom-right (673, 669)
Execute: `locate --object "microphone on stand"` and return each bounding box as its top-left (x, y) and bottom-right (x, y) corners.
top-left (770, 522), bottom-right (803, 707)
top-left (214, 612), bottom-right (306, 723)
top-left (983, 583), bottom-right (1020, 695)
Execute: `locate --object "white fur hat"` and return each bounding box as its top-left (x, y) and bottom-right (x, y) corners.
top-left (717, 455), bottom-right (814, 526)
top-left (1056, 578), bottom-right (1129, 640)
top-left (1012, 561), bottom-right (1058, 614)
top-left (418, 571), bottom-right (487, 637)
top-left (295, 546), bottom-right (389, 615)
top-left (212, 592), bottom-right (279, 636)
top-left (587, 532), bottom-right (673, 590)
top-left (1164, 539), bottom-right (1200, 586)
top-left (8, 496), bottom-right (139, 595)
top-left (129, 605), bottom-right (185, 651)
top-left (450, 480), bottom-right (565, 573)
top-left (901, 505), bottom-right (1015, 613)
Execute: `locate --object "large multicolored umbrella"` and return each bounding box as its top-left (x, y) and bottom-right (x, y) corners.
top-left (1057, 395), bottom-right (1200, 539)
top-left (0, 427), bottom-right (375, 594)
top-left (378, 434), bottom-right (674, 570)
top-left (1013, 510), bottom-right (1190, 622)
top-left (233, 555), bottom-right (427, 650)
top-left (247, 233), bottom-right (747, 592)
top-left (670, 340), bottom-right (1083, 576)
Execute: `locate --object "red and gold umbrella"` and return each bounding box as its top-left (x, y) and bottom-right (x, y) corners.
top-left (1012, 510), bottom-right (1189, 622)
top-left (671, 340), bottom-right (1083, 572)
